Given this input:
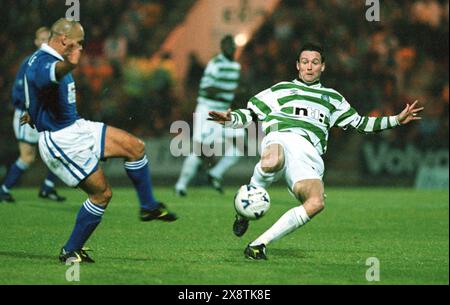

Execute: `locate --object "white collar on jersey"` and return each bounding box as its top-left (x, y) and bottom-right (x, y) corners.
top-left (293, 78), bottom-right (322, 89)
top-left (40, 43), bottom-right (65, 61)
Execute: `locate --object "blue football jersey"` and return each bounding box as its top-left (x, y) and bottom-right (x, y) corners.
top-left (25, 43), bottom-right (80, 132)
top-left (11, 57), bottom-right (30, 110)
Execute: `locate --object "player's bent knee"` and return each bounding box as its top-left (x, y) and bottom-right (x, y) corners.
top-left (261, 156), bottom-right (283, 173)
top-left (129, 137), bottom-right (146, 160)
top-left (305, 197), bottom-right (325, 214)
top-left (102, 186), bottom-right (112, 204)
top-left (261, 145), bottom-right (284, 173)
top-left (19, 148), bottom-right (37, 165)
top-left (103, 187), bottom-right (113, 205)
top-left (19, 154), bottom-right (36, 166)
top-left (91, 187), bottom-right (113, 208)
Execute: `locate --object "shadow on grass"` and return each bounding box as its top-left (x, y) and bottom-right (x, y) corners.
top-left (0, 250), bottom-right (158, 264)
top-left (25, 203), bottom-right (79, 214)
top-left (0, 250), bottom-right (55, 261)
top-left (268, 248), bottom-right (309, 259)
top-left (101, 256), bottom-right (153, 263)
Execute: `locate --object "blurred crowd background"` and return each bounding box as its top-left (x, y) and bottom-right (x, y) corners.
top-left (0, 0), bottom-right (448, 183)
top-left (237, 0), bottom-right (449, 153)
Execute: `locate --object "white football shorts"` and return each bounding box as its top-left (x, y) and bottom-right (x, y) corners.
top-left (261, 131), bottom-right (325, 190)
top-left (13, 108), bottom-right (40, 144)
top-left (193, 102), bottom-right (245, 145)
top-left (38, 119), bottom-right (107, 187)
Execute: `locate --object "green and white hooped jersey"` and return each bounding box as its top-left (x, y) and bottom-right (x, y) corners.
top-left (229, 79), bottom-right (400, 155)
top-left (198, 53), bottom-right (241, 109)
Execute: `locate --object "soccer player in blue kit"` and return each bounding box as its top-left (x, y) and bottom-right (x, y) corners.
top-left (23, 18), bottom-right (177, 263)
top-left (0, 26), bottom-right (65, 203)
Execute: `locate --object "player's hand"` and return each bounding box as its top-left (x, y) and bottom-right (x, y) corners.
top-left (208, 108), bottom-right (232, 125)
top-left (396, 100), bottom-right (424, 125)
top-left (63, 42), bottom-right (82, 65)
top-left (20, 112), bottom-right (35, 129)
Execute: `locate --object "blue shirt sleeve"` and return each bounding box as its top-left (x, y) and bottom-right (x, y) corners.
top-left (11, 57), bottom-right (30, 108)
top-left (34, 56), bottom-right (59, 89)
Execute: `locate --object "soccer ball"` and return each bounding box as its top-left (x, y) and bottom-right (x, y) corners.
top-left (234, 185), bottom-right (270, 220)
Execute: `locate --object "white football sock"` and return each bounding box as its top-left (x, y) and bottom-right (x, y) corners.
top-left (250, 162), bottom-right (279, 189)
top-left (175, 154), bottom-right (202, 190)
top-left (250, 205), bottom-right (310, 247)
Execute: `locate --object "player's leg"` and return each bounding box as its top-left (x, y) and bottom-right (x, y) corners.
top-left (247, 179), bottom-right (324, 258)
top-left (103, 126), bottom-right (176, 221)
top-left (233, 143), bottom-right (285, 237)
top-left (207, 131), bottom-right (245, 194)
top-left (38, 124), bottom-right (112, 262)
top-left (175, 142), bottom-right (203, 196)
top-left (0, 142), bottom-right (36, 202)
top-left (60, 168), bottom-right (111, 263)
top-left (175, 104), bottom-right (208, 196)
top-left (38, 171), bottom-right (66, 202)
top-left (245, 133), bottom-right (325, 259)
top-left (250, 143), bottom-right (285, 188)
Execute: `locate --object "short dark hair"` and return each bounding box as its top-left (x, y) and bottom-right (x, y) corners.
top-left (221, 34), bottom-right (235, 48)
top-left (298, 43), bottom-right (325, 63)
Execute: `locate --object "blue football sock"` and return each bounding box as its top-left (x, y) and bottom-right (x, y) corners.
top-left (2, 159), bottom-right (29, 191)
top-left (124, 155), bottom-right (158, 210)
top-left (41, 171), bottom-right (57, 193)
top-left (64, 199), bottom-right (105, 252)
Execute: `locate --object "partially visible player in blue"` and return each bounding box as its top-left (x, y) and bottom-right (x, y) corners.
top-left (0, 27), bottom-right (66, 203)
top-left (23, 18), bottom-right (177, 263)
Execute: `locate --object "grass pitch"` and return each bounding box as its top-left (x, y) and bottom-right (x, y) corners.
top-left (0, 186), bottom-right (448, 285)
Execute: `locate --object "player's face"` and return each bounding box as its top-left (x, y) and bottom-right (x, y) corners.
top-left (64, 24), bottom-right (85, 52)
top-left (222, 40), bottom-right (236, 59)
top-left (34, 31), bottom-right (50, 48)
top-left (297, 51), bottom-right (325, 84)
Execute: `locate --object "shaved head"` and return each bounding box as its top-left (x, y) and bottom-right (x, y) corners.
top-left (48, 18), bottom-right (85, 56)
top-left (50, 18), bottom-right (84, 40)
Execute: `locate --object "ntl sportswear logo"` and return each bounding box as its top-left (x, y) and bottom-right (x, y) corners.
top-left (294, 107), bottom-right (326, 124)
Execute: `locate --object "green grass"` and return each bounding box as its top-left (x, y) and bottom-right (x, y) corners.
top-left (0, 187), bottom-right (448, 285)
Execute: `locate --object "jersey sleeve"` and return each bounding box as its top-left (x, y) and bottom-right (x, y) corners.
top-left (247, 88), bottom-right (278, 121)
top-left (34, 57), bottom-right (60, 88)
top-left (330, 98), bottom-right (400, 133)
top-left (11, 60), bottom-right (28, 106)
top-left (226, 87), bottom-right (277, 129)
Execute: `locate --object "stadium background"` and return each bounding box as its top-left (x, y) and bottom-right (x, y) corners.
top-left (0, 0), bottom-right (448, 189)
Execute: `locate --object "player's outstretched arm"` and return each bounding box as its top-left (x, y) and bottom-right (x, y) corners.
top-left (208, 108), bottom-right (255, 129)
top-left (343, 100), bottom-right (424, 133)
top-left (208, 108), bottom-right (232, 125)
top-left (396, 100), bottom-right (424, 125)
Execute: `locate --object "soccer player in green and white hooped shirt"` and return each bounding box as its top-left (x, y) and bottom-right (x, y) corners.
top-left (209, 43), bottom-right (424, 260)
top-left (175, 35), bottom-right (244, 196)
